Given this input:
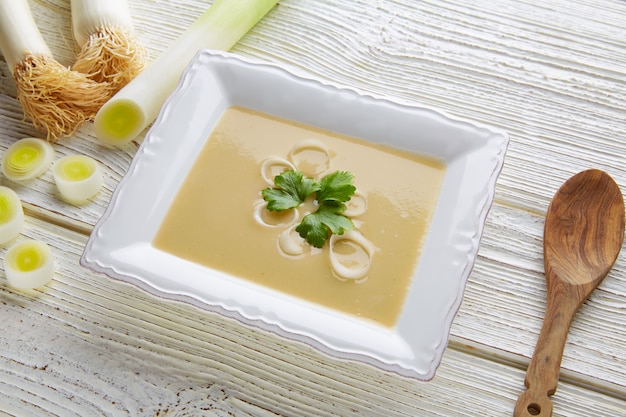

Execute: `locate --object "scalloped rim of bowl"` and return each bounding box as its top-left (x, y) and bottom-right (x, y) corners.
top-left (81, 50), bottom-right (509, 380)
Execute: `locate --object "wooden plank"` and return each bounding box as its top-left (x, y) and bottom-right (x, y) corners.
top-left (1, 0), bottom-right (624, 223)
top-left (1, 216), bottom-right (624, 416)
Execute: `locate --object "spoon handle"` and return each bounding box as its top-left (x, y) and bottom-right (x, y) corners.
top-left (513, 277), bottom-right (582, 417)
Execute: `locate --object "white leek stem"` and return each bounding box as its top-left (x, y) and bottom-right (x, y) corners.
top-left (71, 0), bottom-right (135, 47)
top-left (0, 0), bottom-right (51, 72)
top-left (94, 0), bottom-right (278, 146)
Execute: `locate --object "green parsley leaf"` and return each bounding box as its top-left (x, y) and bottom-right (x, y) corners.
top-left (316, 170), bottom-right (356, 202)
top-left (261, 168), bottom-right (358, 248)
top-left (262, 170), bottom-right (319, 211)
top-left (296, 201), bottom-right (354, 248)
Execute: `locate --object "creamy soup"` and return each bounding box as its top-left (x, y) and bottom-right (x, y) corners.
top-left (153, 106), bottom-right (445, 327)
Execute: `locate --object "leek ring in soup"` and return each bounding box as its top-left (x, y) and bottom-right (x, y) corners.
top-left (343, 190), bottom-right (367, 217)
top-left (0, 186), bottom-right (24, 244)
top-left (53, 155), bottom-right (103, 202)
top-left (2, 138), bottom-right (54, 181)
top-left (260, 157), bottom-right (296, 186)
top-left (329, 230), bottom-right (376, 282)
top-left (5, 239), bottom-right (54, 289)
top-left (277, 224), bottom-right (320, 258)
top-left (288, 139), bottom-right (331, 177)
top-left (253, 199), bottom-right (299, 228)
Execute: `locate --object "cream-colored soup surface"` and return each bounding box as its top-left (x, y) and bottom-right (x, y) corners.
top-left (153, 106), bottom-right (445, 327)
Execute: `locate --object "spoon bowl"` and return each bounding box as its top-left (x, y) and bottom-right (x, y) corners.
top-left (514, 169), bottom-right (624, 417)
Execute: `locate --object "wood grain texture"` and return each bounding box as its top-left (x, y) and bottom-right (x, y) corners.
top-left (1, 216), bottom-right (625, 417)
top-left (1, 0), bottom-right (625, 415)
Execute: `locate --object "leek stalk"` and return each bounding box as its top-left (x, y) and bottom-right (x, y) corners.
top-left (93, 0), bottom-right (279, 146)
top-left (0, 0), bottom-right (109, 141)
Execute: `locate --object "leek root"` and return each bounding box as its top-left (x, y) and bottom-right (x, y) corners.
top-left (71, 0), bottom-right (147, 96)
top-left (0, 0), bottom-right (109, 141)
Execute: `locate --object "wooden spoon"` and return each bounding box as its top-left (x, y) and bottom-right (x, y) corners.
top-left (514, 169), bottom-right (625, 417)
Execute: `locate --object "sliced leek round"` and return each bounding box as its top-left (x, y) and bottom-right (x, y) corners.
top-left (329, 230), bottom-right (376, 282)
top-left (1, 137), bottom-right (54, 181)
top-left (344, 190), bottom-right (367, 217)
top-left (252, 199), bottom-right (299, 228)
top-left (4, 239), bottom-right (54, 289)
top-left (288, 139), bottom-right (331, 177)
top-left (260, 156), bottom-right (295, 186)
top-left (277, 224), bottom-right (319, 258)
top-left (0, 186), bottom-right (24, 244)
top-left (53, 155), bottom-right (103, 202)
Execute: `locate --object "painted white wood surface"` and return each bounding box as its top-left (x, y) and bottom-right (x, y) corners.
top-left (1, 0), bottom-right (625, 416)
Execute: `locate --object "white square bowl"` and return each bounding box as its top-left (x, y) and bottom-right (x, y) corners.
top-left (81, 50), bottom-right (508, 380)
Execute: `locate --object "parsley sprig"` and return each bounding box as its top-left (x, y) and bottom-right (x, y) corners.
top-left (262, 170), bottom-right (356, 248)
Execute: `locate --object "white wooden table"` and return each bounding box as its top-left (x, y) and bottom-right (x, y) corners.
top-left (1, 1), bottom-right (625, 416)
